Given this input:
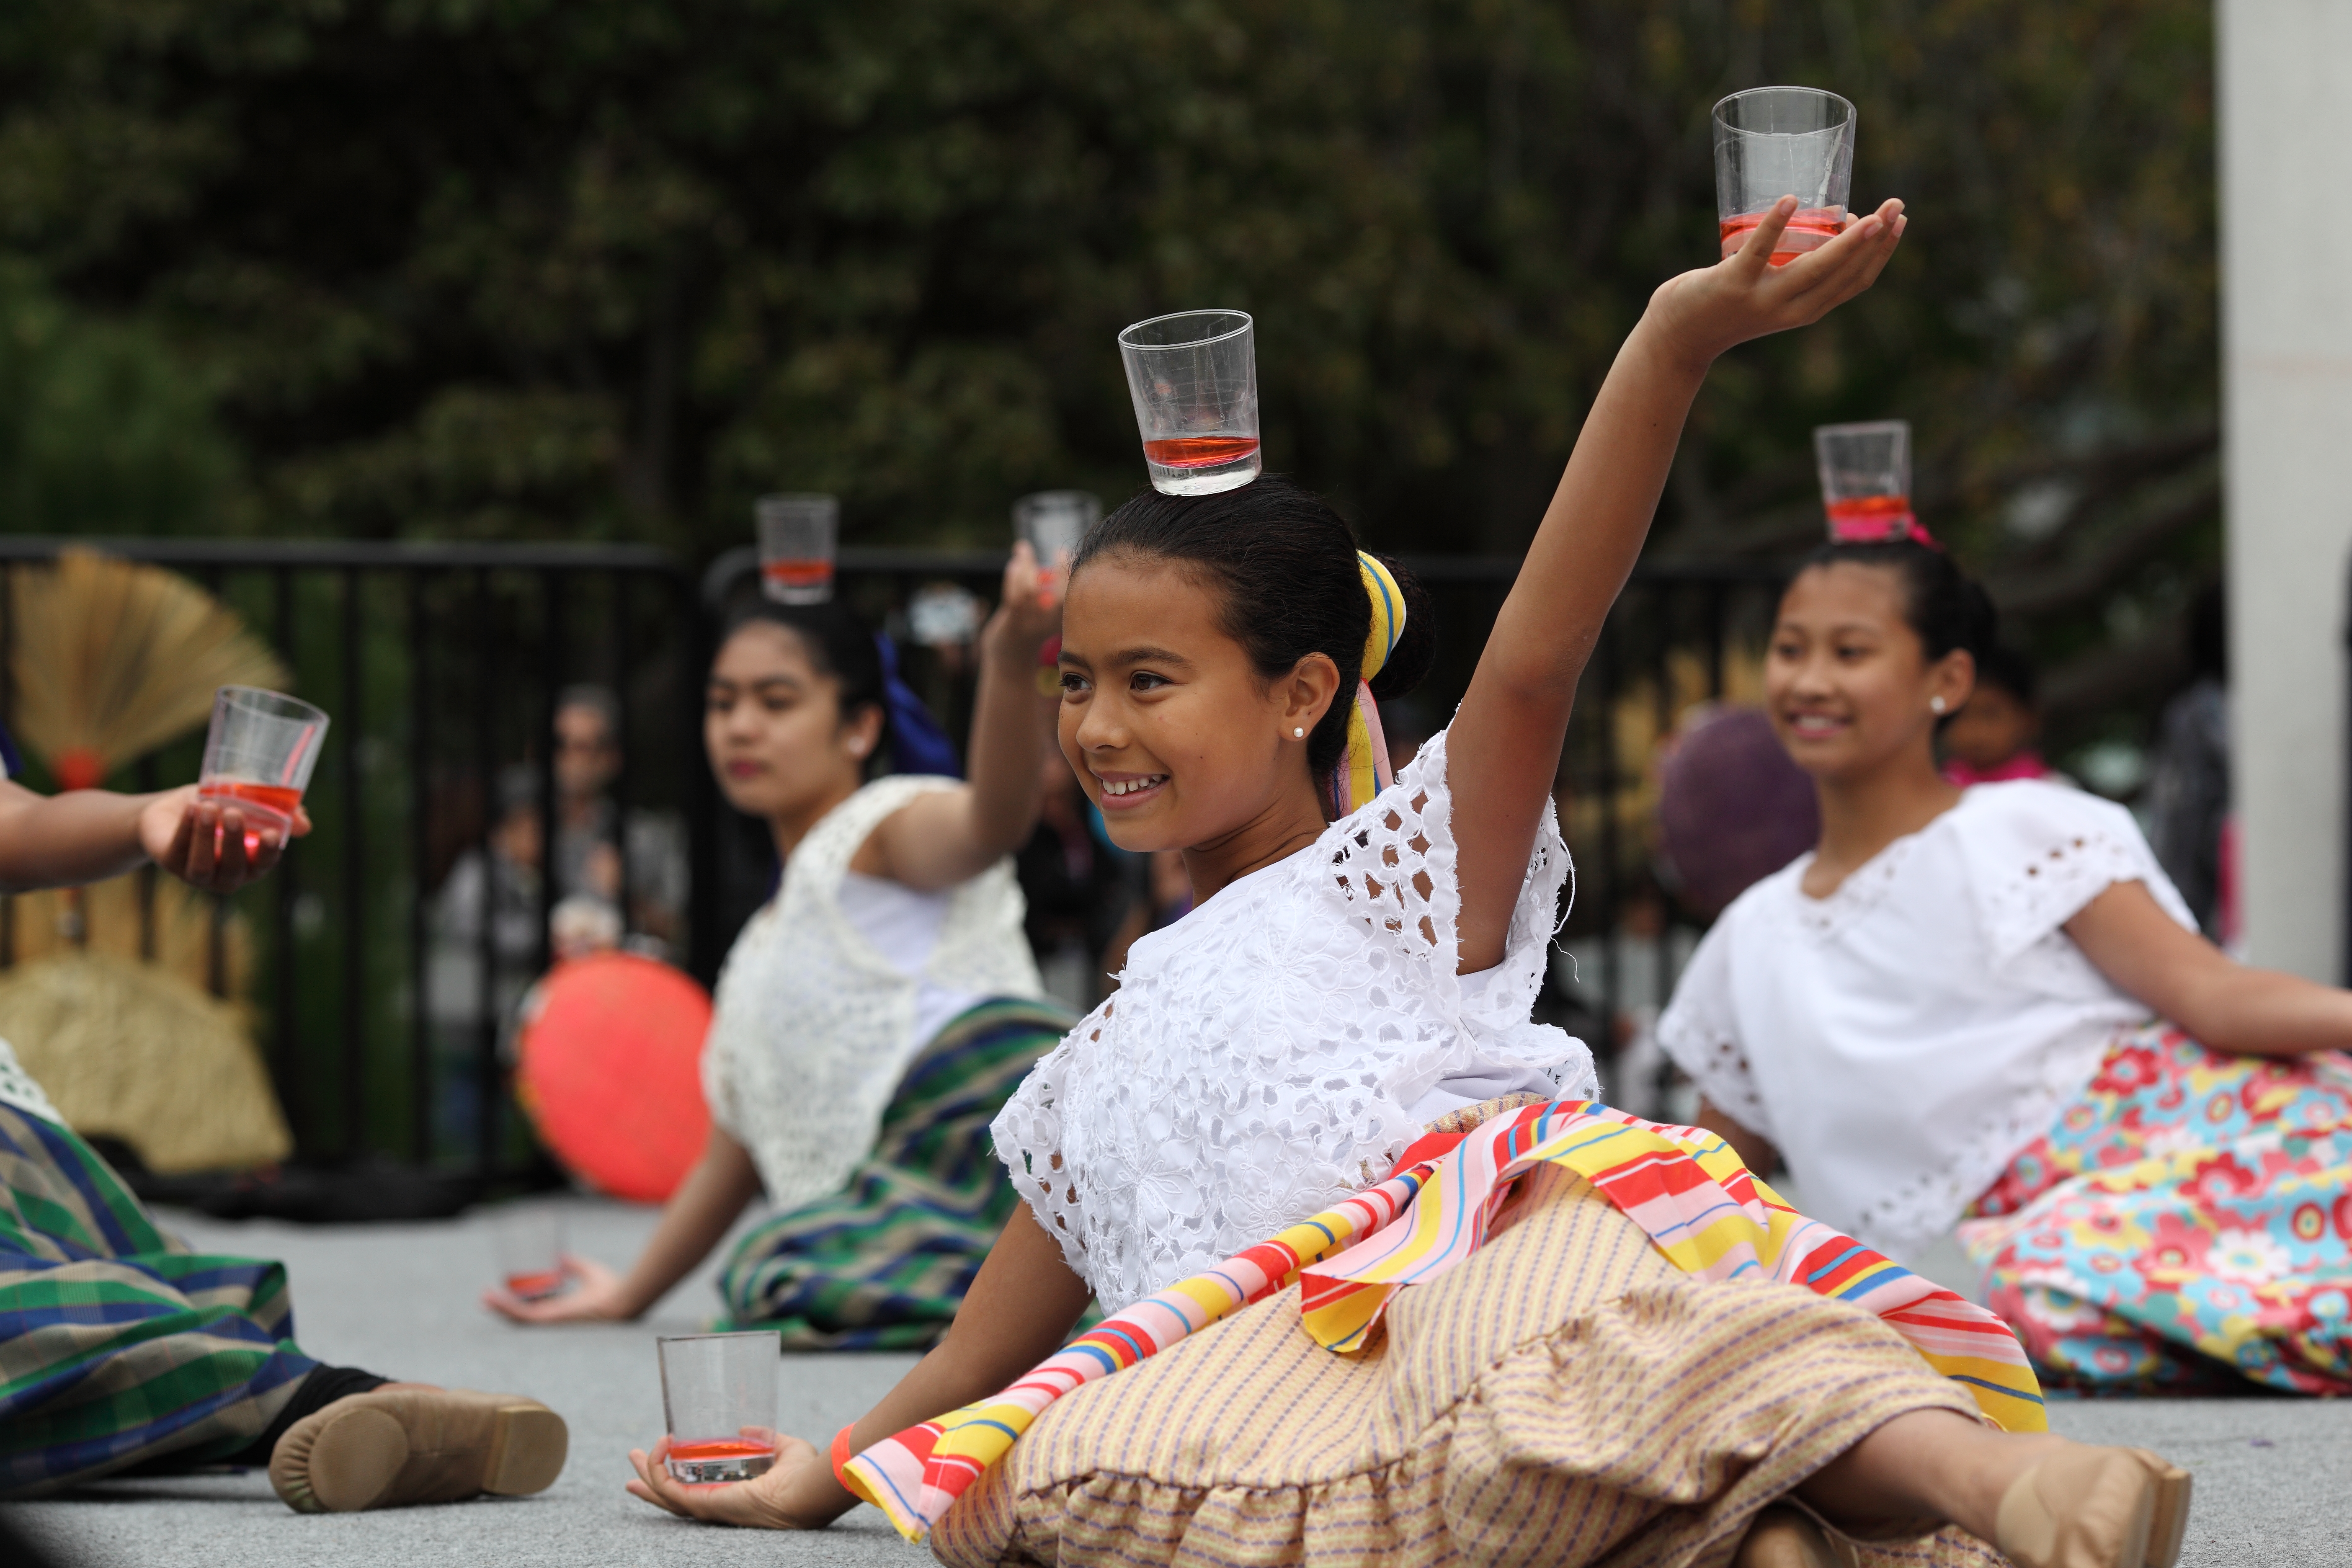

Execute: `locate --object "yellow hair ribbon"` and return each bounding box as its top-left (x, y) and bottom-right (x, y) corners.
top-left (1335, 552), bottom-right (1406, 816)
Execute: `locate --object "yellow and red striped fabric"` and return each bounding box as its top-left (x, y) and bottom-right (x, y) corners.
top-left (841, 1098), bottom-right (2044, 1541)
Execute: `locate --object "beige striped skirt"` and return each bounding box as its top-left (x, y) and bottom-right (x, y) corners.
top-left (930, 1165), bottom-right (2009, 1568)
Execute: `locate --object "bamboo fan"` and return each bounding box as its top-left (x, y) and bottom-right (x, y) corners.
top-left (10, 549), bottom-right (291, 790)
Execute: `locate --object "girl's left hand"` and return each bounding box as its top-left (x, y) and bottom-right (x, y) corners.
top-left (625, 1432), bottom-right (846, 1529)
top-left (990, 539), bottom-right (1065, 653)
top-left (140, 785), bottom-right (312, 895)
top-left (1645, 195), bottom-right (1908, 373)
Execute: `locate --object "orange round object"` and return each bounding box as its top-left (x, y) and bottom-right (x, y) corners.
top-left (515, 952), bottom-right (712, 1203)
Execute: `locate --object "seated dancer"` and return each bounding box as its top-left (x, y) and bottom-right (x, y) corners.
top-left (1662, 528), bottom-right (2352, 1398)
top-left (0, 760), bottom-right (566, 1508)
top-left (493, 552), bottom-right (1068, 1347)
top-left (619, 201), bottom-right (2194, 1568)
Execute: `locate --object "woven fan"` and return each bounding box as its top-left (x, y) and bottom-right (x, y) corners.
top-left (10, 549), bottom-right (290, 790)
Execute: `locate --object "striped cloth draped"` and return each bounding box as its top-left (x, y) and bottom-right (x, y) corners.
top-left (843, 1097), bottom-right (2044, 1542)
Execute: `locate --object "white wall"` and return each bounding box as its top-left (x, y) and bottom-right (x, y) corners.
top-left (2219, 0), bottom-right (2352, 980)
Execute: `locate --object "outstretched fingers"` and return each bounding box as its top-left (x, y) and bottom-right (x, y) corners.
top-left (1772, 200), bottom-right (1907, 317)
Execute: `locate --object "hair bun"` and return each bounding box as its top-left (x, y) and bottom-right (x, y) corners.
top-left (1366, 553), bottom-right (1436, 704)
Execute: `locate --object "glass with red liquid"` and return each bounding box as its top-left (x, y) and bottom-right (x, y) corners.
top-left (1712, 87), bottom-right (1855, 266)
top-left (1013, 490), bottom-right (1100, 608)
top-left (756, 494), bottom-right (838, 605)
top-left (1814, 420), bottom-right (1917, 541)
top-left (1117, 310), bottom-right (1260, 496)
top-left (493, 1204), bottom-right (568, 1302)
top-left (196, 686), bottom-right (329, 858)
top-left (658, 1331), bottom-right (780, 1483)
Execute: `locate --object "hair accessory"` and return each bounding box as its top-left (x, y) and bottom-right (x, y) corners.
top-left (874, 632), bottom-right (962, 777)
top-left (1829, 511), bottom-right (1943, 551)
top-left (1326, 552), bottom-right (1406, 818)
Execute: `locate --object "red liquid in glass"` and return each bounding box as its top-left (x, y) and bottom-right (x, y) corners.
top-left (199, 779), bottom-right (301, 858)
top-left (1824, 494), bottom-right (1919, 541)
top-left (505, 1270), bottom-right (563, 1300)
top-left (667, 1438), bottom-right (775, 1464)
top-left (762, 558), bottom-right (834, 594)
top-left (1718, 209), bottom-right (1847, 266)
top-left (1142, 435), bottom-right (1261, 469)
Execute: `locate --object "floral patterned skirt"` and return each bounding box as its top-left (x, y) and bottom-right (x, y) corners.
top-left (1958, 1021), bottom-right (2352, 1394)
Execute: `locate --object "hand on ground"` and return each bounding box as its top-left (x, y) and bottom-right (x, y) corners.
top-left (1645, 195), bottom-right (1908, 371)
top-left (626, 1432), bottom-right (839, 1529)
top-left (142, 786), bottom-right (312, 895)
top-left (482, 1254), bottom-right (637, 1323)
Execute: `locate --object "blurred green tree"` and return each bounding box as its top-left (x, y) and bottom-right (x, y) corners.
top-left (0, 0), bottom-right (2213, 733)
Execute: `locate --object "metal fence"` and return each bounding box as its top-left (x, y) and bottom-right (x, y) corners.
top-left (0, 536), bottom-right (1783, 1192)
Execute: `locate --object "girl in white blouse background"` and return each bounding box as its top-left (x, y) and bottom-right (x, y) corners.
top-left (619, 201), bottom-right (2202, 1568)
top-left (1661, 534), bottom-right (2352, 1396)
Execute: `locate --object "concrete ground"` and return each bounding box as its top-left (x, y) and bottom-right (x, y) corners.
top-left (10, 1199), bottom-right (2351, 1566)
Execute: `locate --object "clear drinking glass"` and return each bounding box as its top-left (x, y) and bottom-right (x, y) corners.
top-left (1012, 490), bottom-right (1100, 607)
top-left (1712, 87), bottom-right (1856, 265)
top-left (1814, 420), bottom-right (1916, 540)
top-left (197, 686), bottom-right (330, 854)
top-left (756, 494), bottom-right (839, 605)
top-left (1116, 310), bottom-right (1261, 496)
top-left (658, 1331), bottom-right (780, 1483)
top-left (492, 1204), bottom-right (567, 1302)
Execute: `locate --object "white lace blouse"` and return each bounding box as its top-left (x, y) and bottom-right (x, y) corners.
top-left (1657, 780), bottom-right (2197, 1259)
top-left (992, 727), bottom-right (1597, 1313)
top-left (703, 776), bottom-right (1044, 1215)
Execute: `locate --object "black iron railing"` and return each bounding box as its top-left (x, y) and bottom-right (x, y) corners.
top-left (0, 536), bottom-right (1781, 1190)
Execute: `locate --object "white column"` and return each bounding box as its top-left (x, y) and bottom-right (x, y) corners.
top-left (2220, 0), bottom-right (2352, 980)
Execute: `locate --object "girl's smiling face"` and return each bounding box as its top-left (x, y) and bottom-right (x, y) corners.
top-left (1765, 561), bottom-right (1974, 780)
top-left (1056, 550), bottom-right (1338, 855)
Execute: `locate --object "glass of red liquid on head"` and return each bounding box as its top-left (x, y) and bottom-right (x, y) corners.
top-left (196, 686), bottom-right (329, 859)
top-left (1012, 490), bottom-right (1100, 608)
top-left (1117, 309), bottom-right (1261, 496)
top-left (493, 1204), bottom-right (567, 1302)
top-left (1814, 420), bottom-right (1917, 541)
top-left (1712, 87), bottom-right (1856, 266)
top-left (756, 494), bottom-right (838, 605)
top-left (658, 1330), bottom-right (780, 1484)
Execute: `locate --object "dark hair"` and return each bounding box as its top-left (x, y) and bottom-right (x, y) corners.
top-left (717, 597), bottom-right (889, 742)
top-left (1075, 475), bottom-right (1438, 779)
top-left (1971, 641), bottom-right (2039, 708)
top-left (1792, 538), bottom-right (1997, 681)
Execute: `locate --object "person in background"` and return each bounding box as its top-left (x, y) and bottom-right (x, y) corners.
top-left (1938, 641), bottom-right (2060, 786)
top-left (425, 765), bottom-right (545, 1156)
top-left (552, 684), bottom-right (688, 956)
top-left (0, 753), bottom-right (567, 1509)
top-left (490, 550), bottom-right (1068, 1348)
top-left (2144, 584), bottom-right (2231, 941)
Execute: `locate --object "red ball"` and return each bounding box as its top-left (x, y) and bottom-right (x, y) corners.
top-left (516, 952), bottom-right (712, 1203)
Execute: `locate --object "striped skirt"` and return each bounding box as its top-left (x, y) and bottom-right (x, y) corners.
top-left (717, 997), bottom-right (1070, 1351)
top-left (931, 1162), bottom-right (2002, 1568)
top-left (0, 1101), bottom-right (317, 1496)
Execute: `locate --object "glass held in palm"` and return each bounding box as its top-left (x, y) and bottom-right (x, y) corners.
top-left (1712, 87), bottom-right (1856, 266)
top-left (196, 686), bottom-right (330, 857)
top-left (657, 1331), bottom-right (781, 1483)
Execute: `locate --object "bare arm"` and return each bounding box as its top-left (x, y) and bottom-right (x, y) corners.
top-left (485, 1124), bottom-right (765, 1323)
top-left (623, 1200), bottom-right (1092, 1528)
top-left (2067, 880), bottom-right (2352, 1057)
top-left (1696, 1097), bottom-right (1782, 1179)
top-left (1447, 199), bottom-right (1908, 970)
top-left (861, 544), bottom-right (1064, 892)
top-left (0, 778), bottom-right (300, 894)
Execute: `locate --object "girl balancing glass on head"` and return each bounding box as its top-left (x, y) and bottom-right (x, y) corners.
top-left (624, 200), bottom-right (2194, 1568)
top-left (489, 552), bottom-right (1069, 1347)
top-left (1661, 526), bottom-right (2352, 1400)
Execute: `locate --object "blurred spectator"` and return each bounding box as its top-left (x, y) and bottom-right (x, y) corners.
top-left (1940, 643), bottom-right (2062, 786)
top-left (426, 765), bottom-right (544, 1153)
top-left (553, 685), bottom-right (688, 957)
top-left (1016, 748), bottom-right (1136, 1012)
top-left (2145, 585), bottom-right (2232, 942)
top-left (1655, 705), bottom-right (1819, 921)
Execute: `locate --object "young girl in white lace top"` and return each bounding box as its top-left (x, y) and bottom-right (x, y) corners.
top-left (1661, 535), bottom-right (2352, 1395)
top-left (625, 201), bottom-right (2200, 1568)
top-left (492, 553), bottom-right (1066, 1340)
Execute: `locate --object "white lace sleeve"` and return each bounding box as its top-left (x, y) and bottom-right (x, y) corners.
top-left (989, 1029), bottom-right (1091, 1280)
top-left (1959, 781), bottom-right (2198, 967)
top-left (1655, 916), bottom-right (1772, 1140)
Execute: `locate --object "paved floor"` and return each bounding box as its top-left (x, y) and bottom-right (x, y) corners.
top-left (10, 1199), bottom-right (2351, 1566)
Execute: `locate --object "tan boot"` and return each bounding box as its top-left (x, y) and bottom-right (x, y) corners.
top-left (270, 1387), bottom-right (568, 1513)
top-left (1733, 1506), bottom-right (1858, 1568)
top-left (1993, 1443), bottom-right (2193, 1568)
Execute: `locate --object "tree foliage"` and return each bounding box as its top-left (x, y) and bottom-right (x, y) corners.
top-left (0, 0), bottom-right (2214, 732)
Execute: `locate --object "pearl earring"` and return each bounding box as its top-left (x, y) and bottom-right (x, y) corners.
top-left (1930, 696), bottom-right (1947, 714)
top-left (1293, 727), bottom-right (1305, 738)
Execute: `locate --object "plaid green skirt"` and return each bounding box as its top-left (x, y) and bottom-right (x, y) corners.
top-left (0, 1100), bottom-right (317, 1495)
top-left (717, 996), bottom-right (1070, 1350)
